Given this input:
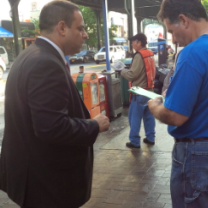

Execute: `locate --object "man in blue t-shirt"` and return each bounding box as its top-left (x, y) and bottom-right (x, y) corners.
top-left (148, 1), bottom-right (208, 208)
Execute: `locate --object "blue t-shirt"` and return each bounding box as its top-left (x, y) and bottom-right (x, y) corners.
top-left (164, 35), bottom-right (208, 139)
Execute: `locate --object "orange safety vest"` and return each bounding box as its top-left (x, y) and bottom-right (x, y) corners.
top-left (135, 49), bottom-right (156, 89)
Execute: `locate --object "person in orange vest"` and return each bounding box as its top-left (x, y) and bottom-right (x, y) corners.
top-left (121, 33), bottom-right (156, 148)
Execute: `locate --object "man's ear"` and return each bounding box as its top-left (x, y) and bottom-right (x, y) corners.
top-left (178, 14), bottom-right (189, 29)
top-left (57, 21), bottom-right (67, 36)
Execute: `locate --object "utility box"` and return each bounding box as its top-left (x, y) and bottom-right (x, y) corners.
top-left (158, 38), bottom-right (167, 66)
top-left (97, 73), bottom-right (110, 119)
top-left (72, 72), bottom-right (100, 118)
top-left (101, 71), bottom-right (123, 117)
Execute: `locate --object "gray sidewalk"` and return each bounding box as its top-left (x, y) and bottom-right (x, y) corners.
top-left (0, 107), bottom-right (173, 208)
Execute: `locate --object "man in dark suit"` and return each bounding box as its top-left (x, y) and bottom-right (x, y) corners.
top-left (0, 1), bottom-right (109, 208)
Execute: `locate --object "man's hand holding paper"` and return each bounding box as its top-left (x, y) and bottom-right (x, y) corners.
top-left (148, 97), bottom-right (163, 113)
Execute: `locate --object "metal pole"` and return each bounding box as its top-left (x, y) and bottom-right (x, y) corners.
top-left (136, 17), bottom-right (143, 33)
top-left (124, 0), bottom-right (133, 53)
top-left (9, 0), bottom-right (22, 57)
top-left (102, 0), bottom-right (111, 71)
top-left (131, 0), bottom-right (135, 35)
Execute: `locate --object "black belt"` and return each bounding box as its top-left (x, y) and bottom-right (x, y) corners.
top-left (174, 137), bottom-right (208, 143)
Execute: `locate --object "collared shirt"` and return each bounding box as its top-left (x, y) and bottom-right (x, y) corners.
top-left (38, 36), bottom-right (66, 64)
top-left (164, 34), bottom-right (208, 139)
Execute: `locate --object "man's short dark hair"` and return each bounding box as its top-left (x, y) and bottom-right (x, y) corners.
top-left (39, 0), bottom-right (80, 32)
top-left (157, 0), bottom-right (208, 24)
top-left (128, 33), bottom-right (147, 47)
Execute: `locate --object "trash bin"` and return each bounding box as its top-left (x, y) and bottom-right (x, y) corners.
top-left (119, 75), bottom-right (130, 106)
top-left (116, 58), bottom-right (133, 106)
top-left (101, 70), bottom-right (123, 117)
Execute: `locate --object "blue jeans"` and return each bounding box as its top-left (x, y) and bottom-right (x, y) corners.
top-left (128, 95), bottom-right (155, 146)
top-left (171, 140), bottom-right (208, 208)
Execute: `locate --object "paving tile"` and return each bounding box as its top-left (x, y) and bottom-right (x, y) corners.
top-left (0, 191), bottom-right (8, 199)
top-left (163, 203), bottom-right (172, 208)
top-left (145, 192), bottom-right (161, 202)
top-left (141, 201), bottom-right (165, 208)
top-left (0, 198), bottom-right (9, 207)
top-left (151, 184), bottom-right (171, 194)
top-left (157, 193), bottom-right (172, 204)
top-left (0, 112), bottom-right (173, 208)
top-left (103, 198), bottom-right (126, 205)
top-left (1, 205), bottom-right (20, 208)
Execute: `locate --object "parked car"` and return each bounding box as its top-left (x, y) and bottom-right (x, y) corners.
top-left (0, 56), bottom-right (6, 79)
top-left (94, 45), bottom-right (126, 64)
top-left (70, 50), bottom-right (96, 64)
top-left (0, 46), bottom-right (9, 65)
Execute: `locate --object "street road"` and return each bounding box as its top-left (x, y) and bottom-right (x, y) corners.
top-left (70, 62), bottom-right (107, 74)
top-left (2, 54), bottom-right (160, 79)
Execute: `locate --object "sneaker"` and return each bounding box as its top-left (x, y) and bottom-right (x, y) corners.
top-left (143, 138), bottom-right (155, 145)
top-left (126, 142), bottom-right (140, 149)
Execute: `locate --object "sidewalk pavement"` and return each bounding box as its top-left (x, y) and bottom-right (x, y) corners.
top-left (0, 107), bottom-right (173, 208)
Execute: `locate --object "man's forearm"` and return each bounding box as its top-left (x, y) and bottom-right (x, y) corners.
top-left (150, 104), bottom-right (175, 125)
top-left (148, 98), bottom-right (189, 126)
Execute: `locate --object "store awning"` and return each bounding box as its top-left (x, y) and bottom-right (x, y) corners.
top-left (0, 26), bottom-right (13, 37)
top-left (114, 37), bottom-right (126, 43)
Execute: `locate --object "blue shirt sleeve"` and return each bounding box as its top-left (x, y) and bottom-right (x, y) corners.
top-left (164, 61), bottom-right (203, 117)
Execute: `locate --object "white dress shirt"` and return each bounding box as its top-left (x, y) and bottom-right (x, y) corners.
top-left (38, 36), bottom-right (67, 64)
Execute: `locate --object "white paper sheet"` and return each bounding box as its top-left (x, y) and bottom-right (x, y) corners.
top-left (129, 87), bottom-right (164, 100)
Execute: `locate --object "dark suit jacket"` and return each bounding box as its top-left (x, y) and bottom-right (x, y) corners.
top-left (0, 38), bottom-right (99, 208)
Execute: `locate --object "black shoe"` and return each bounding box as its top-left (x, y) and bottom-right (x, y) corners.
top-left (126, 142), bottom-right (140, 149)
top-left (143, 138), bottom-right (155, 145)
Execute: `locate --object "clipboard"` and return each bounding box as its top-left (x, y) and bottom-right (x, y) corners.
top-left (129, 87), bottom-right (164, 100)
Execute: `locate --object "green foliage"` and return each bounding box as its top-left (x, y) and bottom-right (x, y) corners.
top-left (21, 18), bottom-right (40, 36)
top-left (79, 5), bottom-right (117, 48)
top-left (79, 6), bottom-right (98, 48)
top-left (202, 0), bottom-right (208, 15)
top-left (22, 6), bottom-right (118, 49)
top-left (31, 18), bottom-right (40, 31)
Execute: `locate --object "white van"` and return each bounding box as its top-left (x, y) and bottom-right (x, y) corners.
top-left (94, 45), bottom-right (126, 64)
top-left (0, 46), bottom-right (9, 65)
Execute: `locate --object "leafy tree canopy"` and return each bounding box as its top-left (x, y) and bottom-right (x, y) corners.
top-left (202, 0), bottom-right (208, 15)
top-left (79, 5), bottom-right (117, 49)
top-left (25, 6), bottom-right (118, 49)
